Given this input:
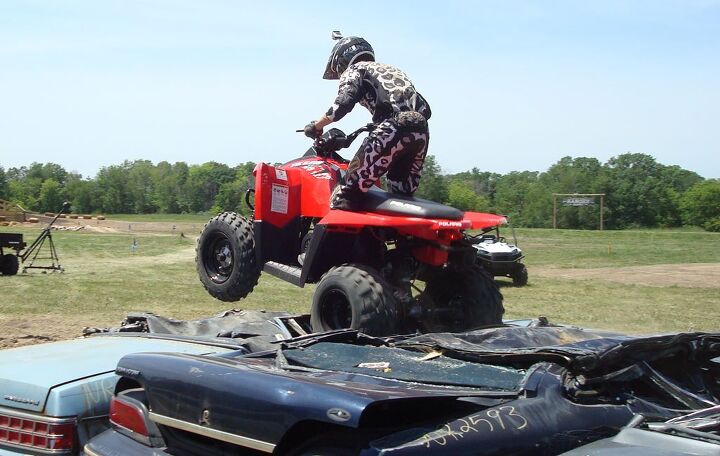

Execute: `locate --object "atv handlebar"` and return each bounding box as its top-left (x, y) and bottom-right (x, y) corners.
top-left (343, 123), bottom-right (374, 143)
top-left (297, 124), bottom-right (374, 157)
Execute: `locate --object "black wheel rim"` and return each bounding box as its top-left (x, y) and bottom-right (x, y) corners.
top-left (319, 289), bottom-right (353, 329)
top-left (203, 233), bottom-right (234, 284)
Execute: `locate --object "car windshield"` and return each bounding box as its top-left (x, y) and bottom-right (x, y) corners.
top-left (282, 342), bottom-right (526, 391)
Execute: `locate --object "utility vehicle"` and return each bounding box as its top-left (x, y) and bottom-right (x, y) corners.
top-left (472, 224), bottom-right (528, 286)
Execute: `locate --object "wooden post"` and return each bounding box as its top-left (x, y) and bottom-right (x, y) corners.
top-left (552, 194), bottom-right (557, 229)
top-left (600, 195), bottom-right (604, 231)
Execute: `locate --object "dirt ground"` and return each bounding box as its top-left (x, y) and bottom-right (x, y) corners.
top-left (0, 314), bottom-right (118, 349)
top-left (2, 262), bottom-right (718, 349)
top-left (1, 216), bottom-right (200, 349)
top-left (14, 215), bottom-right (205, 235)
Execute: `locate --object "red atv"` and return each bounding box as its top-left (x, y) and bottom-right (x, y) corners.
top-left (196, 126), bottom-right (506, 336)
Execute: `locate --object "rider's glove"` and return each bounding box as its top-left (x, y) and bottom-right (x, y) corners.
top-left (304, 121), bottom-right (322, 139)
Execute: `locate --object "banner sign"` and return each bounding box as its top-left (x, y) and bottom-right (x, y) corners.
top-left (562, 197), bottom-right (594, 207)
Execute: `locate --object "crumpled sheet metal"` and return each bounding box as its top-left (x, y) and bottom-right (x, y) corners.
top-left (397, 326), bottom-right (720, 374)
top-left (82, 309), bottom-right (294, 352)
top-left (85, 309), bottom-right (290, 336)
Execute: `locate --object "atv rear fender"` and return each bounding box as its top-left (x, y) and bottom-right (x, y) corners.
top-left (317, 210), bottom-right (507, 237)
top-left (314, 210), bottom-right (507, 267)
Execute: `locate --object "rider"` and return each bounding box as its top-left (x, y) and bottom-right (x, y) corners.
top-left (304, 33), bottom-right (431, 211)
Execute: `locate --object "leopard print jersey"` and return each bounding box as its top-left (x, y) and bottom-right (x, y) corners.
top-left (326, 61), bottom-right (432, 124)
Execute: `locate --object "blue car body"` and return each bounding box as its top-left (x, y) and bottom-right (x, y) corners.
top-left (0, 310), bottom-right (302, 455)
top-left (84, 324), bottom-right (720, 455)
top-left (0, 334), bottom-right (239, 455)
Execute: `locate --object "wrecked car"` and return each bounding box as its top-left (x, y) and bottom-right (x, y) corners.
top-left (84, 321), bottom-right (720, 455)
top-left (560, 408), bottom-right (720, 455)
top-left (0, 310), bottom-right (305, 455)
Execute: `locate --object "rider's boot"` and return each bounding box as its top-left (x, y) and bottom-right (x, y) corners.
top-left (330, 184), bottom-right (363, 211)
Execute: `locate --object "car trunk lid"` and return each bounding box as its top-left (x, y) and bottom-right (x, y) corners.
top-left (0, 335), bottom-right (233, 413)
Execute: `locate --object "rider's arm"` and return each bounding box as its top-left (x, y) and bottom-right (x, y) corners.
top-left (308, 66), bottom-right (363, 136)
top-left (313, 114), bottom-right (332, 131)
top-left (325, 66), bottom-right (364, 123)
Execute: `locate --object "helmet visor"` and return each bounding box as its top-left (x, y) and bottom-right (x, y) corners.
top-left (323, 56), bottom-right (339, 80)
top-left (323, 41), bottom-right (342, 80)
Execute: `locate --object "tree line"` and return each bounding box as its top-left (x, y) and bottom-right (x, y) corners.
top-left (0, 153), bottom-right (718, 231)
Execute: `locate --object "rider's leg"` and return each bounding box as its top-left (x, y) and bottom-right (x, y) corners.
top-left (331, 120), bottom-right (398, 209)
top-left (386, 131), bottom-right (429, 195)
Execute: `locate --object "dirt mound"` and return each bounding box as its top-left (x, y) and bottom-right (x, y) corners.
top-left (83, 225), bottom-right (122, 233)
top-left (22, 215), bottom-right (203, 235)
top-left (0, 316), bottom-right (74, 348)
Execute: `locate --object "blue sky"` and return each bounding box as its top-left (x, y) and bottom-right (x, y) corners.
top-left (1, 0), bottom-right (718, 178)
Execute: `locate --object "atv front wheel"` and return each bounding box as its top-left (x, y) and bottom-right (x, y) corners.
top-left (196, 212), bottom-right (260, 302)
top-left (311, 264), bottom-right (398, 336)
top-left (419, 265), bottom-right (504, 332)
top-left (511, 264), bottom-right (528, 286)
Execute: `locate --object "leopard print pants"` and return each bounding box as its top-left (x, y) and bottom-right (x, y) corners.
top-left (345, 119), bottom-right (429, 195)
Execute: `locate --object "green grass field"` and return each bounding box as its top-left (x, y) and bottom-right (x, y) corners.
top-left (517, 227), bottom-right (720, 268)
top-left (1, 223), bottom-right (718, 339)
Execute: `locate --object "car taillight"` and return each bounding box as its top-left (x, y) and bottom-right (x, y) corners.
top-left (109, 395), bottom-right (149, 437)
top-left (0, 411), bottom-right (76, 453)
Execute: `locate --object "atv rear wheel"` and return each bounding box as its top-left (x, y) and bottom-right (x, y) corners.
top-left (311, 264), bottom-right (398, 336)
top-left (419, 265), bottom-right (504, 332)
top-left (196, 212), bottom-right (260, 302)
top-left (0, 254), bottom-right (19, 276)
top-left (511, 264), bottom-right (528, 286)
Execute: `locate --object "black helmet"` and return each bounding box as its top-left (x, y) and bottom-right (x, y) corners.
top-left (323, 33), bottom-right (374, 80)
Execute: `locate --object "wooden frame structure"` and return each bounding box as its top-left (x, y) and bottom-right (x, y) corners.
top-left (0, 199), bottom-right (26, 222)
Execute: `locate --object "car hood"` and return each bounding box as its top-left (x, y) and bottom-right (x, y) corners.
top-left (474, 241), bottom-right (520, 254)
top-left (0, 335), bottom-right (235, 413)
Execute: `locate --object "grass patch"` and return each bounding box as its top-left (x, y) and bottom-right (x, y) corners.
top-left (1, 224), bottom-right (718, 336)
top-left (515, 228), bottom-right (720, 268)
top-left (500, 277), bottom-right (719, 333)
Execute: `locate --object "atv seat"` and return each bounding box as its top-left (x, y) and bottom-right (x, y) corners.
top-left (359, 187), bottom-right (464, 220)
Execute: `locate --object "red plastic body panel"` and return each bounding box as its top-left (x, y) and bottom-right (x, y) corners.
top-left (463, 212), bottom-right (508, 230)
top-left (413, 245), bottom-right (448, 266)
top-left (253, 163), bottom-right (300, 228)
top-left (253, 157), bottom-right (349, 227)
top-left (253, 153), bottom-right (508, 267)
top-left (317, 210), bottom-right (507, 242)
top-left (283, 156), bottom-right (347, 217)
